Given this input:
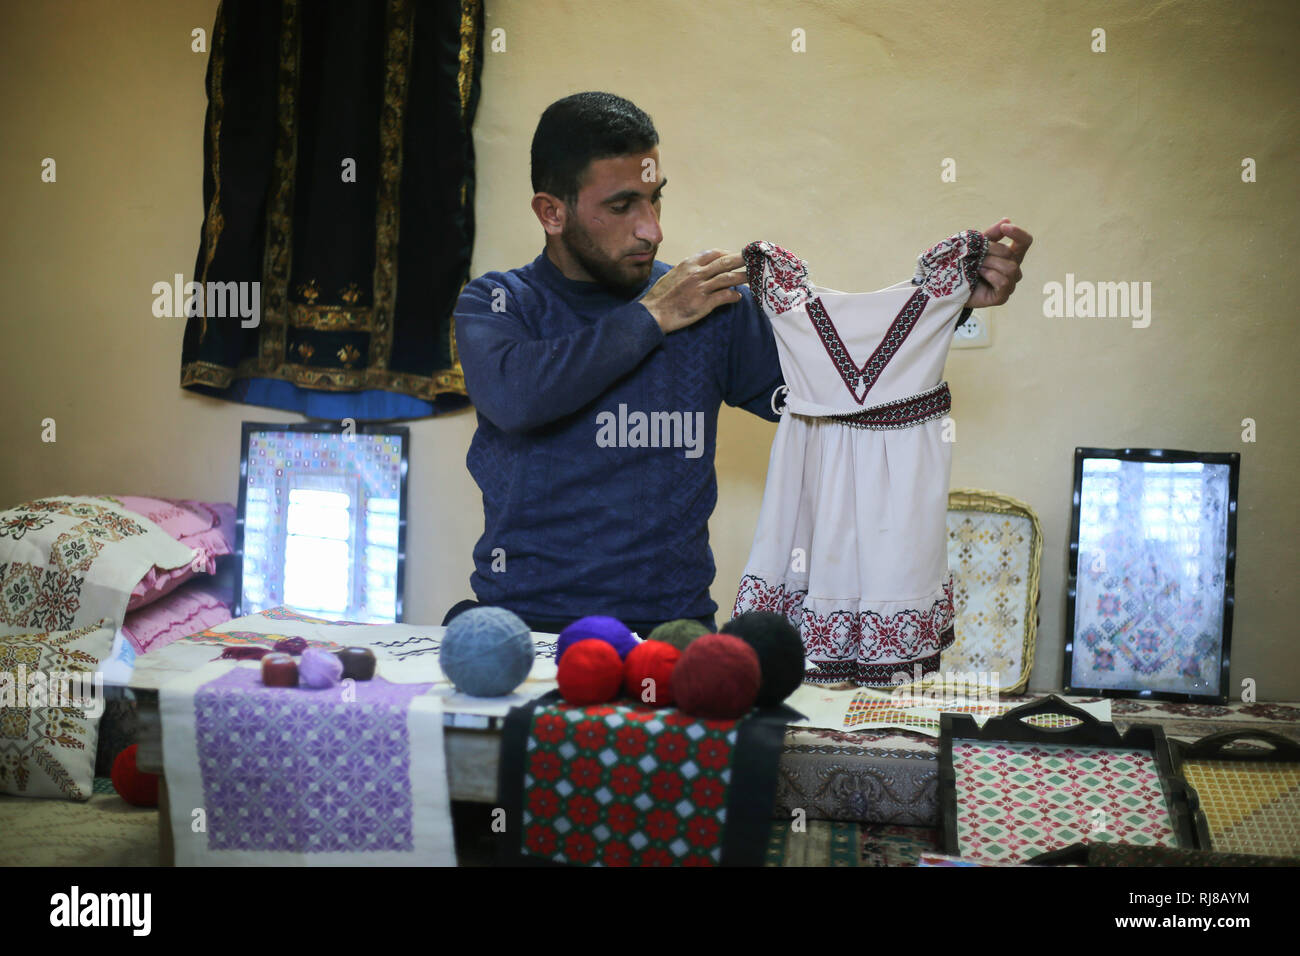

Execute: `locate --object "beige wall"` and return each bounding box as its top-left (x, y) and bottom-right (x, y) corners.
top-left (3, 1), bottom-right (1296, 696)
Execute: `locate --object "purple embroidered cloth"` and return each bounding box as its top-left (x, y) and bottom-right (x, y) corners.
top-left (193, 667), bottom-right (434, 853)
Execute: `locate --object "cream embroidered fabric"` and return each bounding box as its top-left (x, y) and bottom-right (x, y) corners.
top-left (0, 496), bottom-right (195, 635)
top-left (734, 231), bottom-right (988, 687)
top-left (0, 622), bottom-right (115, 801)
top-left (943, 490), bottom-right (1042, 694)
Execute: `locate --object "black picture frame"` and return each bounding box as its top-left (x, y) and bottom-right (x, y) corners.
top-left (939, 695), bottom-right (1199, 862)
top-left (1062, 447), bottom-right (1239, 705)
top-left (233, 420), bottom-right (410, 622)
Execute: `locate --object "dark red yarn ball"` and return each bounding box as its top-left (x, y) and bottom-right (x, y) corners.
top-left (672, 633), bottom-right (761, 719)
top-left (557, 639), bottom-right (624, 705)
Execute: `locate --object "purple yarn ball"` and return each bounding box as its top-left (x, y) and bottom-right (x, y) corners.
top-left (557, 616), bottom-right (638, 663)
top-left (299, 647), bottom-right (344, 688)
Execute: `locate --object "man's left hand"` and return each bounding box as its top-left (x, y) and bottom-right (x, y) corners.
top-left (967, 218), bottom-right (1032, 309)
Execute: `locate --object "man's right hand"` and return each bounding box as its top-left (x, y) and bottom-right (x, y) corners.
top-left (640, 249), bottom-right (747, 334)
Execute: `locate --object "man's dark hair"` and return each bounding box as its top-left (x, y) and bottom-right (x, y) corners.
top-left (530, 92), bottom-right (659, 207)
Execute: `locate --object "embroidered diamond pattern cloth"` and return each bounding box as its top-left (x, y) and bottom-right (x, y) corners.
top-left (734, 231), bottom-right (988, 687)
top-left (952, 740), bottom-right (1180, 864)
top-left (498, 693), bottom-right (792, 866)
top-left (161, 661), bottom-right (455, 865)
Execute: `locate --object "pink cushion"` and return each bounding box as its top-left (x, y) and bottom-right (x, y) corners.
top-left (121, 581), bottom-right (233, 654)
top-left (113, 498), bottom-right (236, 611)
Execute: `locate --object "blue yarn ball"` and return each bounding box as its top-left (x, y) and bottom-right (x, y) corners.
top-left (557, 615), bottom-right (638, 663)
top-left (440, 607), bottom-right (535, 697)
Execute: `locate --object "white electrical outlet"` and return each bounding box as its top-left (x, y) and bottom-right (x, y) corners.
top-left (952, 310), bottom-right (990, 349)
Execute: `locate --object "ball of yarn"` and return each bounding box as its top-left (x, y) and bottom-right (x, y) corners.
top-left (261, 652), bottom-right (299, 687)
top-left (336, 646), bottom-right (377, 681)
top-left (720, 611), bottom-right (806, 706)
top-left (111, 744), bottom-right (159, 807)
top-left (440, 606), bottom-right (535, 697)
top-left (646, 618), bottom-right (710, 653)
top-left (673, 633), bottom-right (762, 719)
top-left (273, 636), bottom-right (308, 656)
top-left (557, 639), bottom-right (624, 705)
top-left (557, 615), bottom-right (638, 663)
top-left (622, 640), bottom-right (682, 707)
top-left (299, 647), bottom-right (344, 689)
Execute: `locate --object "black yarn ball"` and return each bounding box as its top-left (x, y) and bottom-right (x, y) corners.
top-left (720, 611), bottom-right (805, 706)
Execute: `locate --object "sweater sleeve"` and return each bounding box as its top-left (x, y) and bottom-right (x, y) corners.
top-left (455, 275), bottom-right (666, 434)
top-left (722, 286), bottom-right (786, 424)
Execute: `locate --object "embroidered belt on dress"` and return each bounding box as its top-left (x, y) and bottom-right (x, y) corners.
top-left (819, 381), bottom-right (951, 430)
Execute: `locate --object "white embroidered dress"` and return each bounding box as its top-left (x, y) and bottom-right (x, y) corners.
top-left (733, 230), bottom-right (988, 687)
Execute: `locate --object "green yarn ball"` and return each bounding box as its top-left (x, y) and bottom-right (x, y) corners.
top-left (646, 618), bottom-right (710, 653)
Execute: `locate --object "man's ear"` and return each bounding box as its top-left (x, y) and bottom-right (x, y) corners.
top-left (531, 192), bottom-right (568, 237)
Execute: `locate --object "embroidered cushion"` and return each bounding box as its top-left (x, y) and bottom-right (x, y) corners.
top-left (0, 496), bottom-right (195, 635)
top-left (0, 622), bottom-right (115, 801)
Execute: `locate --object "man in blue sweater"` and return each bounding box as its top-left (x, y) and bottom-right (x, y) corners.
top-left (452, 92), bottom-right (1030, 635)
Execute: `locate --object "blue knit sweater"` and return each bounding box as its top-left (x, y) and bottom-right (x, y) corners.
top-left (454, 249), bottom-right (785, 622)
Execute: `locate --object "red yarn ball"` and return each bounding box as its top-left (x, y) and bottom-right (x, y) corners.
top-left (557, 639), bottom-right (624, 705)
top-left (622, 640), bottom-right (681, 707)
top-left (111, 744), bottom-right (159, 807)
top-left (672, 633), bottom-right (761, 719)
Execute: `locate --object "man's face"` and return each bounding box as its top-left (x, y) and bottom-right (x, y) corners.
top-left (560, 148), bottom-right (665, 295)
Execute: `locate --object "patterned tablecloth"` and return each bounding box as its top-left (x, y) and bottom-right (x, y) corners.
top-left (498, 692), bottom-right (792, 866)
top-left (160, 661), bottom-right (455, 865)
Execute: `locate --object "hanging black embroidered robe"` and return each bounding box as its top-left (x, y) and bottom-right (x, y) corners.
top-left (180, 0), bottom-right (482, 419)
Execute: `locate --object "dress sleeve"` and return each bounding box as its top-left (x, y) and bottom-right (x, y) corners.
top-left (455, 276), bottom-right (666, 433)
top-left (722, 285), bottom-right (785, 423)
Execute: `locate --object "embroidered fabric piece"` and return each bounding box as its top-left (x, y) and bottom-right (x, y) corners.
top-left (951, 741), bottom-right (1179, 864)
top-left (520, 702), bottom-right (739, 866)
top-left (160, 660), bottom-right (456, 865)
top-left (1181, 760), bottom-right (1300, 857)
top-left (192, 667), bottom-right (430, 852)
top-left (743, 239), bottom-right (813, 315)
top-left (0, 622), bottom-right (116, 801)
top-left (825, 382), bottom-right (952, 430)
top-left (498, 695), bottom-right (792, 866)
top-left (0, 497), bottom-right (195, 635)
top-left (734, 232), bottom-right (987, 687)
top-left (1069, 458), bottom-right (1231, 697)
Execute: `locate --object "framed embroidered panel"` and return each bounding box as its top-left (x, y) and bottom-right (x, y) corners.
top-left (1063, 448), bottom-right (1239, 704)
top-left (940, 695), bottom-right (1197, 865)
top-left (234, 422), bottom-right (409, 623)
top-left (943, 489), bottom-right (1042, 695)
top-left (1174, 730), bottom-right (1300, 858)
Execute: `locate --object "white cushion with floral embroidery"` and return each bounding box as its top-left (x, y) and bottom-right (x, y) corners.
top-left (0, 496), bottom-right (195, 636)
top-left (0, 621), bottom-right (115, 800)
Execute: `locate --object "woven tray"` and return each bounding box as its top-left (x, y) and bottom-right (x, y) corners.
top-left (940, 695), bottom-right (1197, 864)
top-left (1174, 729), bottom-right (1300, 857)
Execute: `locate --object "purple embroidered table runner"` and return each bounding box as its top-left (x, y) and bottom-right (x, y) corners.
top-left (162, 662), bottom-right (454, 865)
